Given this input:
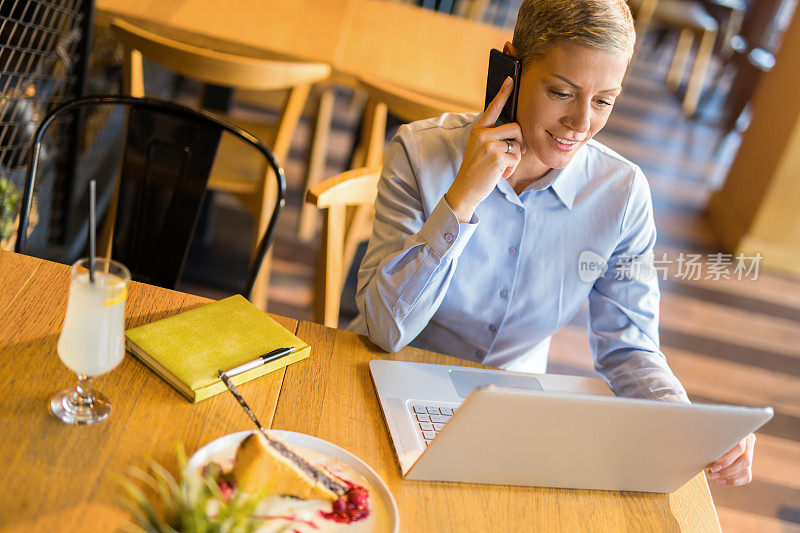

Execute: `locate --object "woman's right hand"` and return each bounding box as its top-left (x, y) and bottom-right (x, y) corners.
top-left (445, 76), bottom-right (526, 222)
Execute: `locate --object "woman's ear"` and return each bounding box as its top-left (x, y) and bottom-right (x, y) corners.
top-left (503, 42), bottom-right (518, 59)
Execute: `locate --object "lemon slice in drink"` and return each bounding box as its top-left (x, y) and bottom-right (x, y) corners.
top-left (103, 285), bottom-right (128, 306)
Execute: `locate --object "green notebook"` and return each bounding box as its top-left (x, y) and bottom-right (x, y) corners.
top-left (125, 294), bottom-right (310, 402)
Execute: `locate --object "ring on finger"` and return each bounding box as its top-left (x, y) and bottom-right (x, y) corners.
top-left (505, 139), bottom-right (514, 154)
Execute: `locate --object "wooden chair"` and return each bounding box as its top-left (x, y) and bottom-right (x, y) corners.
top-left (298, 76), bottom-right (478, 241)
top-left (716, 0), bottom-right (787, 132)
top-left (353, 77), bottom-right (480, 167)
top-left (630, 0), bottom-right (718, 116)
top-left (299, 75), bottom-right (476, 239)
top-left (111, 18), bottom-right (330, 308)
top-left (347, 78), bottom-right (478, 272)
top-left (305, 166), bottom-right (382, 328)
top-left (305, 77), bottom-right (478, 311)
top-left (304, 78), bottom-right (478, 327)
top-left (698, 0), bottom-right (747, 59)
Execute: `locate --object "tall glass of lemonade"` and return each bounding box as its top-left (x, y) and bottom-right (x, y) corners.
top-left (51, 257), bottom-right (130, 424)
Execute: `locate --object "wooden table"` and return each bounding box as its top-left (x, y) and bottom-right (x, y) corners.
top-left (95, 0), bottom-right (510, 109)
top-left (0, 250), bottom-right (721, 532)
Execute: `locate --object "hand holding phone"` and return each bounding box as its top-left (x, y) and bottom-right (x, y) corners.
top-left (485, 49), bottom-right (521, 126)
top-left (444, 76), bottom-right (526, 222)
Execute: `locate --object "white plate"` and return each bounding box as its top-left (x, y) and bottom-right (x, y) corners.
top-left (189, 430), bottom-right (399, 532)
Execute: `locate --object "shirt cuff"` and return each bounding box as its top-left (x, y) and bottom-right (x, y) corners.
top-left (418, 196), bottom-right (479, 259)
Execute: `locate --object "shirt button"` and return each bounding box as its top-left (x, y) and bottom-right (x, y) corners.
top-left (508, 247), bottom-right (517, 256)
top-left (488, 324), bottom-right (497, 333)
top-left (443, 233), bottom-right (454, 243)
top-left (499, 289), bottom-right (508, 299)
top-left (516, 206), bottom-right (524, 213)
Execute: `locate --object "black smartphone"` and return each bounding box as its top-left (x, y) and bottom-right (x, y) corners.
top-left (485, 48), bottom-right (521, 127)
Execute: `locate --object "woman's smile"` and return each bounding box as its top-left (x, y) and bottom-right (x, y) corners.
top-left (546, 130), bottom-right (581, 151)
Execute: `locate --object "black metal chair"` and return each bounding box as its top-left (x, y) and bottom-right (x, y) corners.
top-left (15, 95), bottom-right (285, 299)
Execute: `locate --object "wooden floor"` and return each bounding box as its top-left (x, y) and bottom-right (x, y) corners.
top-left (176, 46), bottom-right (800, 532)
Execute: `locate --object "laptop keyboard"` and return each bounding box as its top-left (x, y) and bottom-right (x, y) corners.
top-left (409, 402), bottom-right (461, 446)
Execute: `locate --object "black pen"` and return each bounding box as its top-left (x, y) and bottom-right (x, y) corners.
top-left (220, 347), bottom-right (294, 378)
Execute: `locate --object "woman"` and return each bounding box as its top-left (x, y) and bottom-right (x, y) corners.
top-left (350, 0), bottom-right (755, 486)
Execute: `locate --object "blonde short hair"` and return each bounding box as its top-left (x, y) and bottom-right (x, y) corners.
top-left (512, 0), bottom-right (636, 65)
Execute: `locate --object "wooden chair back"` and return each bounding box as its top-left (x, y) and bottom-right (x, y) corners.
top-left (629, 0), bottom-right (719, 115)
top-left (111, 18), bottom-right (330, 163)
top-left (356, 76), bottom-right (479, 167)
top-left (304, 79), bottom-right (476, 325)
top-left (336, 78), bottom-right (477, 297)
top-left (111, 18), bottom-right (331, 94)
top-left (111, 18), bottom-right (329, 307)
top-left (298, 76), bottom-right (476, 242)
top-left (301, 79), bottom-right (475, 326)
top-left (306, 167), bottom-right (382, 328)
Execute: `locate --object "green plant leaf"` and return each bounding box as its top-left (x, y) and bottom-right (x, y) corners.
top-left (116, 444), bottom-right (264, 533)
top-left (0, 177), bottom-right (21, 240)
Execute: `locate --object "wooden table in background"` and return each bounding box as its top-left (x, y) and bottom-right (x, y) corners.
top-left (95, 0), bottom-right (510, 109)
top-left (0, 250), bottom-right (721, 532)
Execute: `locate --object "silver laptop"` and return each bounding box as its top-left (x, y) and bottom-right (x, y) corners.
top-left (369, 360), bottom-right (773, 493)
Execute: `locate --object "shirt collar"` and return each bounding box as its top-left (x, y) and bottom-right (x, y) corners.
top-left (537, 142), bottom-right (590, 209)
top-left (496, 149), bottom-right (583, 209)
top-left (548, 162), bottom-right (579, 210)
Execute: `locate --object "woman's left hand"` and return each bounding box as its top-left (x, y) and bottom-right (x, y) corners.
top-left (706, 433), bottom-right (756, 486)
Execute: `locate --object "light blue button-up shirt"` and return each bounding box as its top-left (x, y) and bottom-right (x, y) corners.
top-left (350, 112), bottom-right (689, 402)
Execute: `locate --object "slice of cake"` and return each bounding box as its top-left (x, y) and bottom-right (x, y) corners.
top-left (232, 432), bottom-right (347, 501)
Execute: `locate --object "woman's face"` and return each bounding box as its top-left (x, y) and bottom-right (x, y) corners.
top-left (507, 41), bottom-right (629, 176)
